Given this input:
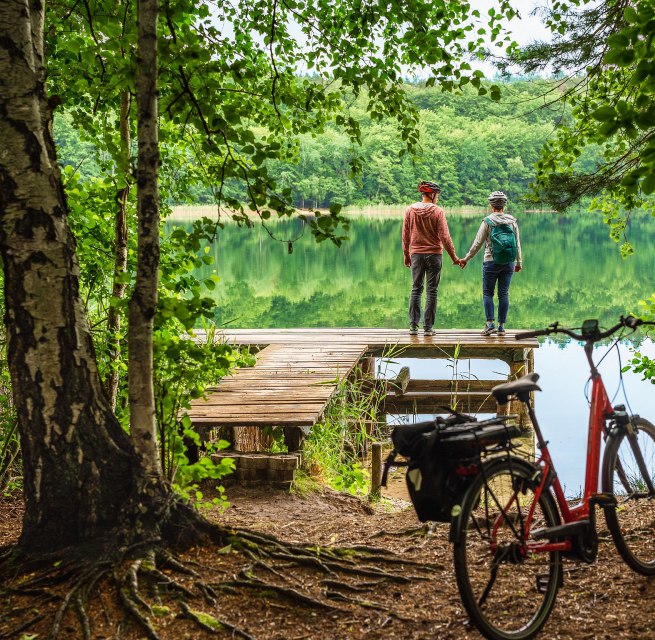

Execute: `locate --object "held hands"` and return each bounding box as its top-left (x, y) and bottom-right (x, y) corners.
top-left (454, 258), bottom-right (467, 269)
top-left (515, 264), bottom-right (522, 272)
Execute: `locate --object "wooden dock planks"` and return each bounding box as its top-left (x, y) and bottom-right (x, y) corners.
top-left (186, 342), bottom-right (369, 428)
top-left (186, 329), bottom-right (539, 432)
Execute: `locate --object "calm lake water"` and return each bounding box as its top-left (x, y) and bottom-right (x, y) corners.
top-left (177, 209), bottom-right (655, 494)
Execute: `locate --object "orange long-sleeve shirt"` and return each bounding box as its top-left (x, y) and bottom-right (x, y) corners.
top-left (402, 202), bottom-right (458, 262)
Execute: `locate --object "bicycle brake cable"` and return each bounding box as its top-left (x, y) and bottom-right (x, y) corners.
top-left (599, 327), bottom-right (636, 412)
top-left (615, 335), bottom-right (637, 415)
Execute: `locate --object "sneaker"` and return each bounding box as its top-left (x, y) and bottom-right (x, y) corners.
top-left (409, 324), bottom-right (419, 335)
top-left (497, 326), bottom-right (506, 336)
top-left (481, 323), bottom-right (496, 336)
top-left (423, 327), bottom-right (436, 336)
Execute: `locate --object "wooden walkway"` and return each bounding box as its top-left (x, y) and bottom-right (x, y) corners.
top-left (187, 329), bottom-right (538, 437)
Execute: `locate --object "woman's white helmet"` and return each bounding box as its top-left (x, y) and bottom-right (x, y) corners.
top-left (488, 191), bottom-right (508, 208)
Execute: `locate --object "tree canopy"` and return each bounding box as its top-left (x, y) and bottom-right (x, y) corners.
top-left (505, 0), bottom-right (655, 257)
top-left (1, 0), bottom-right (654, 636)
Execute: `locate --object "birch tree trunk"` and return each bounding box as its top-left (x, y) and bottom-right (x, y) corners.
top-left (103, 91), bottom-right (132, 411)
top-left (128, 0), bottom-right (161, 474)
top-left (0, 0), bottom-right (142, 552)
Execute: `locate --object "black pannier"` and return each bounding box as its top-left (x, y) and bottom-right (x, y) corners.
top-left (384, 413), bottom-right (520, 523)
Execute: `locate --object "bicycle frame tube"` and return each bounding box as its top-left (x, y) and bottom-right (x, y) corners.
top-left (527, 401), bottom-right (573, 524)
top-left (526, 366), bottom-right (613, 527)
top-left (579, 374), bottom-right (613, 512)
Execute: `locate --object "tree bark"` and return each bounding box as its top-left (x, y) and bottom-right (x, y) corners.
top-left (104, 91), bottom-right (132, 411)
top-left (0, 0), bottom-right (143, 553)
top-left (129, 0), bottom-right (161, 474)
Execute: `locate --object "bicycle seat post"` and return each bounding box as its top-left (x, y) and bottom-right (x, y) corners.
top-left (518, 392), bottom-right (549, 451)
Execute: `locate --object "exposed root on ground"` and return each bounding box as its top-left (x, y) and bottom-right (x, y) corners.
top-left (0, 508), bottom-right (435, 640)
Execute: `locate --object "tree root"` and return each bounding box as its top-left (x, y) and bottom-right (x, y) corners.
top-left (217, 577), bottom-right (340, 611)
top-left (320, 578), bottom-right (374, 593)
top-left (368, 524), bottom-right (431, 538)
top-left (180, 601), bottom-right (254, 639)
top-left (1, 501), bottom-right (436, 640)
top-left (0, 612), bottom-right (46, 639)
top-left (117, 572), bottom-right (160, 640)
top-left (323, 589), bottom-right (413, 621)
top-left (74, 593), bottom-right (92, 640)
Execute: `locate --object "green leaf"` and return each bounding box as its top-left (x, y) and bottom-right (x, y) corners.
top-left (624, 6), bottom-right (639, 23)
top-left (641, 173), bottom-right (655, 195)
top-left (591, 106), bottom-right (616, 122)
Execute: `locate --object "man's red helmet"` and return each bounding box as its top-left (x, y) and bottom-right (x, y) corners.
top-left (418, 181), bottom-right (441, 194)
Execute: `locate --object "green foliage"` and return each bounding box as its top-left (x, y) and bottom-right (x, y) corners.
top-left (46, 0), bottom-right (528, 246)
top-left (55, 78), bottom-right (568, 211)
top-left (154, 324), bottom-right (253, 502)
top-left (0, 306), bottom-right (19, 495)
top-left (302, 355), bottom-right (398, 495)
top-left (512, 1), bottom-right (655, 242)
top-left (624, 294), bottom-right (655, 384)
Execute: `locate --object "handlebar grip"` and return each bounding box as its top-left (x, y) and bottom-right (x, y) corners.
top-left (624, 315), bottom-right (641, 329)
top-left (515, 329), bottom-right (549, 339)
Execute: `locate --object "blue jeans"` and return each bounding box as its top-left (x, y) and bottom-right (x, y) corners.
top-left (409, 253), bottom-right (442, 329)
top-left (482, 261), bottom-right (514, 324)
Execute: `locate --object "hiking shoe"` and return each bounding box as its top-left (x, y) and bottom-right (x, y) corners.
top-left (409, 324), bottom-right (419, 335)
top-left (481, 323), bottom-right (496, 336)
top-left (423, 327), bottom-right (435, 336)
top-left (497, 326), bottom-right (506, 336)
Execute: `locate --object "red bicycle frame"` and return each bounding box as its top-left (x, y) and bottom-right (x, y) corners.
top-left (520, 343), bottom-right (614, 553)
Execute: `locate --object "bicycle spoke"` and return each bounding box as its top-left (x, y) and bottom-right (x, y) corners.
top-left (603, 417), bottom-right (655, 574)
top-left (454, 458), bottom-right (561, 640)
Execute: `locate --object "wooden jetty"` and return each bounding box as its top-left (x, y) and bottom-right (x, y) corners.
top-left (187, 329), bottom-right (539, 455)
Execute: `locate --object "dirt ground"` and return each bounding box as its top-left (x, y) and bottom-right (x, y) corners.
top-left (1, 471), bottom-right (655, 640)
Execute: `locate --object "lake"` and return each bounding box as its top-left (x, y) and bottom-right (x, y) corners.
top-left (176, 208), bottom-right (655, 494)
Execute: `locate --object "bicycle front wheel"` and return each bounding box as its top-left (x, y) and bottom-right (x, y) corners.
top-left (453, 457), bottom-right (562, 640)
top-left (602, 416), bottom-right (655, 575)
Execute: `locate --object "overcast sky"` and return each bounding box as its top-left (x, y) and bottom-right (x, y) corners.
top-left (466, 0), bottom-right (552, 76)
top-left (470, 0), bottom-right (552, 45)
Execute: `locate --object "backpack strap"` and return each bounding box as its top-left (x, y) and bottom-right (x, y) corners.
top-left (484, 216), bottom-right (494, 228)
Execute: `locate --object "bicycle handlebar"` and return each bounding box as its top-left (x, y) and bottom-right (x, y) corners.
top-left (515, 316), bottom-right (655, 342)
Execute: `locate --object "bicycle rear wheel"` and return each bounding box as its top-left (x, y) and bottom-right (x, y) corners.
top-left (453, 457), bottom-right (562, 640)
top-left (602, 416), bottom-right (655, 575)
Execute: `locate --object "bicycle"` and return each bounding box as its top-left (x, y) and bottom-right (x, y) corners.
top-left (450, 314), bottom-right (655, 640)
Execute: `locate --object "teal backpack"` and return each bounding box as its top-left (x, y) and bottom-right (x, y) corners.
top-left (485, 217), bottom-right (517, 265)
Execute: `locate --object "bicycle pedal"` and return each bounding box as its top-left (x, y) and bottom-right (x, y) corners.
top-left (532, 520), bottom-right (590, 540)
top-left (536, 571), bottom-right (564, 593)
top-left (590, 492), bottom-right (617, 507)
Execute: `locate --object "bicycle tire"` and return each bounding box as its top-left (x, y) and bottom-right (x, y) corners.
top-left (453, 456), bottom-right (562, 640)
top-left (602, 416), bottom-right (655, 575)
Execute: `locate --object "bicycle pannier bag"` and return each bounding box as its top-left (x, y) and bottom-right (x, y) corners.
top-left (386, 417), bottom-right (521, 523)
top-left (485, 216), bottom-right (517, 265)
top-left (389, 420), bottom-right (474, 523)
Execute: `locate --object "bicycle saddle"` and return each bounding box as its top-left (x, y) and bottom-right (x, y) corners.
top-left (492, 372), bottom-right (541, 404)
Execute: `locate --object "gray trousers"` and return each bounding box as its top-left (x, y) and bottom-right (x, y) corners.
top-left (409, 253), bottom-right (442, 329)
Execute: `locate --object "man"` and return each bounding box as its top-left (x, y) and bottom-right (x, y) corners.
top-left (460, 191), bottom-right (522, 336)
top-left (402, 181), bottom-right (462, 336)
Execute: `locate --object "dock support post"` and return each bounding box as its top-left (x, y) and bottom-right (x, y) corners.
top-left (370, 442), bottom-right (382, 500)
top-left (508, 349), bottom-right (534, 430)
top-left (284, 427), bottom-right (305, 452)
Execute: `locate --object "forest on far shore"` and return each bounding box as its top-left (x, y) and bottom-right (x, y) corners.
top-left (55, 76), bottom-right (599, 210)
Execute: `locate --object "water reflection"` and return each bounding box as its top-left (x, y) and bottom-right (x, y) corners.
top-left (183, 211), bottom-right (654, 331)
top-left (383, 339), bottom-right (655, 496)
top-left (174, 210), bottom-right (655, 495)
